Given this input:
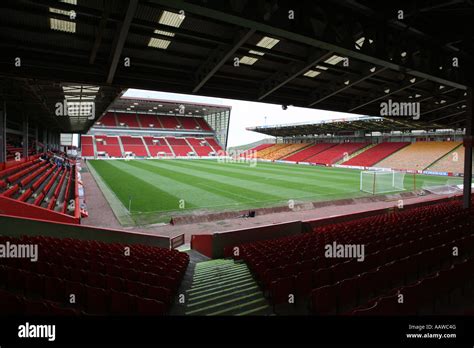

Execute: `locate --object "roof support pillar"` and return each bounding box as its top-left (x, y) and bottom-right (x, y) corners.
top-left (463, 88), bottom-right (473, 209)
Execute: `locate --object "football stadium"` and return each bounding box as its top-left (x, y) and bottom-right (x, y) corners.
top-left (0, 0), bottom-right (473, 345)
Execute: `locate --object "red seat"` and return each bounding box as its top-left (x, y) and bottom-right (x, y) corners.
top-left (146, 286), bottom-right (172, 308)
top-left (373, 293), bottom-right (400, 315)
top-left (357, 268), bottom-right (379, 304)
top-left (310, 284), bottom-right (337, 315)
top-left (294, 270), bottom-right (312, 297)
top-left (0, 290), bottom-right (24, 314)
top-left (25, 273), bottom-right (45, 297)
top-left (312, 267), bottom-right (332, 288)
top-left (85, 286), bottom-right (108, 314)
top-left (44, 276), bottom-right (65, 302)
top-left (106, 275), bottom-right (124, 291)
top-left (270, 277), bottom-right (294, 305)
top-left (109, 290), bottom-right (135, 315)
top-left (336, 276), bottom-right (359, 313)
top-left (136, 298), bottom-right (166, 315)
top-left (24, 299), bottom-right (50, 315)
top-left (86, 272), bottom-right (107, 289)
top-left (125, 280), bottom-right (147, 297)
top-left (350, 301), bottom-right (378, 316)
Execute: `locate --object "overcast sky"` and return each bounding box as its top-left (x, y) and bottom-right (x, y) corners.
top-left (124, 88), bottom-right (362, 147)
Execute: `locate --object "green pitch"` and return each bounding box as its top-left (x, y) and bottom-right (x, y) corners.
top-left (88, 159), bottom-right (459, 225)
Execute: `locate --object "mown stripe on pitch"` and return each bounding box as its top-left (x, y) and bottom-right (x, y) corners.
top-left (89, 160), bottom-right (189, 212)
top-left (112, 160), bottom-right (239, 208)
top-left (196, 159), bottom-right (362, 183)
top-left (152, 159), bottom-right (321, 198)
top-left (132, 160), bottom-right (284, 204)
top-left (166, 159), bottom-right (357, 194)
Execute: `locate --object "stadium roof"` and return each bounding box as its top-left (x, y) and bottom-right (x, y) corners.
top-left (108, 96), bottom-right (231, 116)
top-left (248, 116), bottom-right (454, 137)
top-left (0, 0), bottom-right (472, 132)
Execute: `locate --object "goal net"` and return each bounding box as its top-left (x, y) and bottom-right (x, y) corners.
top-left (360, 170), bottom-right (406, 195)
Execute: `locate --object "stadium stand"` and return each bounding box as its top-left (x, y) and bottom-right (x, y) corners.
top-left (186, 138), bottom-right (215, 156)
top-left (137, 114), bottom-right (162, 128)
top-left (261, 143), bottom-right (310, 160)
top-left (143, 137), bottom-right (174, 156)
top-left (159, 116), bottom-right (181, 129)
top-left (427, 146), bottom-right (465, 174)
top-left (95, 136), bottom-right (123, 158)
top-left (80, 136), bottom-right (95, 157)
top-left (205, 138), bottom-right (223, 152)
top-left (95, 113), bottom-right (215, 133)
top-left (375, 141), bottom-right (462, 171)
top-left (0, 235), bottom-right (189, 315)
top-left (283, 143), bottom-right (335, 162)
top-left (0, 156), bottom-right (80, 219)
top-left (97, 113), bottom-right (117, 127)
top-left (341, 142), bottom-right (410, 167)
top-left (120, 136), bottom-right (149, 157)
top-left (236, 199), bottom-right (474, 314)
top-left (305, 142), bottom-right (369, 165)
top-left (196, 118), bottom-right (213, 131)
top-left (256, 144), bottom-right (291, 158)
top-left (166, 138), bottom-right (193, 156)
top-left (180, 117), bottom-right (200, 130)
top-left (117, 114), bottom-right (140, 128)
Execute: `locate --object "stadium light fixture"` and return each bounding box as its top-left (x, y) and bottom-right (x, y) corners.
top-left (148, 38), bottom-right (171, 49)
top-left (355, 37), bottom-right (365, 50)
top-left (304, 70), bottom-right (320, 78)
top-left (256, 36), bottom-right (280, 49)
top-left (410, 78), bottom-right (416, 83)
top-left (249, 50), bottom-right (265, 56)
top-left (159, 10), bottom-right (185, 28)
top-left (316, 65), bottom-right (328, 71)
top-left (240, 56), bottom-right (258, 65)
top-left (324, 55), bottom-right (344, 65)
top-left (154, 29), bottom-right (175, 37)
top-left (369, 66), bottom-right (376, 72)
top-left (49, 0), bottom-right (77, 33)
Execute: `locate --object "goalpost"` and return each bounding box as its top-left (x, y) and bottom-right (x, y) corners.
top-left (360, 170), bottom-right (406, 195)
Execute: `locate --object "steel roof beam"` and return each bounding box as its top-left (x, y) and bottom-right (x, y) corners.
top-left (106, 0), bottom-right (138, 84)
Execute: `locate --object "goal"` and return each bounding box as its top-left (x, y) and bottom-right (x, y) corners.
top-left (360, 170), bottom-right (405, 194)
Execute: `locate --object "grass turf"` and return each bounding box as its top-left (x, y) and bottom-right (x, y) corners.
top-left (88, 159), bottom-right (460, 225)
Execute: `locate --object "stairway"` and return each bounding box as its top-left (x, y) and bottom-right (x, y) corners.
top-left (183, 259), bottom-right (272, 316)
